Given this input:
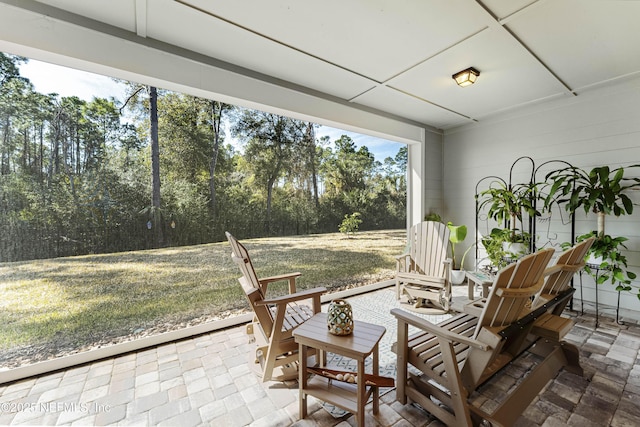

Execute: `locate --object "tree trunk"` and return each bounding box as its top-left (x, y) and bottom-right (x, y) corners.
top-left (150, 86), bottom-right (163, 247)
top-left (266, 176), bottom-right (275, 234)
top-left (208, 101), bottom-right (222, 217)
top-left (306, 123), bottom-right (319, 207)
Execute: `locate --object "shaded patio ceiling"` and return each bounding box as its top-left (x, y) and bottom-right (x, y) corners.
top-left (1, 0), bottom-right (640, 136)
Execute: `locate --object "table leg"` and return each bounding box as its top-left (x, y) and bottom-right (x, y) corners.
top-left (299, 343), bottom-right (308, 420)
top-left (356, 359), bottom-right (365, 427)
top-left (372, 343), bottom-right (379, 415)
top-left (482, 283), bottom-right (489, 298)
top-left (467, 277), bottom-right (474, 300)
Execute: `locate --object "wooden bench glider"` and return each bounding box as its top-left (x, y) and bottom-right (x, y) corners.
top-left (391, 238), bottom-right (593, 426)
top-left (395, 221), bottom-right (452, 311)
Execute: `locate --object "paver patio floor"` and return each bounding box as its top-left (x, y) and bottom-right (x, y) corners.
top-left (0, 285), bottom-right (638, 426)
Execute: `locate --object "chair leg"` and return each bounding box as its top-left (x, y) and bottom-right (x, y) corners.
top-left (262, 347), bottom-right (277, 383)
top-left (440, 288), bottom-right (451, 312)
top-left (396, 319), bottom-right (408, 404)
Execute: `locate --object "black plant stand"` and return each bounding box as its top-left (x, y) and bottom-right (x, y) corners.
top-left (579, 264), bottom-right (623, 328)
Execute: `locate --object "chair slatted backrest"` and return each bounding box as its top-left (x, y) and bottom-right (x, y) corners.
top-left (532, 237), bottom-right (595, 309)
top-left (226, 232), bottom-right (274, 336)
top-left (475, 248), bottom-right (555, 335)
top-left (408, 221), bottom-right (450, 278)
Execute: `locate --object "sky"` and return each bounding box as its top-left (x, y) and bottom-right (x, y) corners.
top-left (18, 58), bottom-right (404, 162)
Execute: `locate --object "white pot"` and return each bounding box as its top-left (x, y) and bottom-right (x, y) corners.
top-left (451, 270), bottom-right (466, 285)
top-left (502, 242), bottom-right (528, 259)
top-left (586, 253), bottom-right (603, 267)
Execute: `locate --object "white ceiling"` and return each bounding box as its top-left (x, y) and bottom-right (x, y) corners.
top-left (6, 0), bottom-right (640, 131)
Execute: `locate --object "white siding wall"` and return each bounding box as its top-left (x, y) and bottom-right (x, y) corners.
top-left (443, 76), bottom-right (640, 321)
top-left (407, 129), bottom-right (444, 228)
top-left (425, 130), bottom-right (445, 223)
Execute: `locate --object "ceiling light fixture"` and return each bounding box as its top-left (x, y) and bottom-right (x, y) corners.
top-left (452, 67), bottom-right (480, 87)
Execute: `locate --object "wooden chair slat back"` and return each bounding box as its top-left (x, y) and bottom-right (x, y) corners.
top-left (409, 221), bottom-right (450, 277)
top-left (226, 232), bottom-right (274, 335)
top-left (476, 248), bottom-right (554, 334)
top-left (540, 237), bottom-right (595, 297)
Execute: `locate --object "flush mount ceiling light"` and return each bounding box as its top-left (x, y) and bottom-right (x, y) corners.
top-left (452, 67), bottom-right (480, 87)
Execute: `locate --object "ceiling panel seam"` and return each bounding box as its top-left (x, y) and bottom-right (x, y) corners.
top-left (388, 86), bottom-right (478, 123)
top-left (174, 0), bottom-right (382, 85)
top-left (347, 85), bottom-right (380, 103)
top-left (0, 0), bottom-right (437, 135)
top-left (135, 0), bottom-right (147, 38)
top-left (475, 0), bottom-right (577, 97)
top-left (379, 26), bottom-right (490, 85)
top-left (493, 0), bottom-right (549, 26)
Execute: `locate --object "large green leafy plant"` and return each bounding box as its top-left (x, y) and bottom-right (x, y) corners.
top-left (546, 165), bottom-right (640, 298)
top-left (545, 165), bottom-right (640, 236)
top-left (478, 181), bottom-right (541, 243)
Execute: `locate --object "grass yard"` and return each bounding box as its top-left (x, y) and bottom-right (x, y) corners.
top-left (0, 229), bottom-right (406, 367)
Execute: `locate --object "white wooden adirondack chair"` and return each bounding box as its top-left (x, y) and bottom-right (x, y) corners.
top-left (395, 221), bottom-right (452, 311)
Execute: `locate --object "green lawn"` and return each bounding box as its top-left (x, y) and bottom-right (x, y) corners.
top-left (0, 230), bottom-right (405, 366)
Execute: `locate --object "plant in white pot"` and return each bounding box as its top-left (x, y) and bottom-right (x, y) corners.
top-left (481, 227), bottom-right (530, 271)
top-left (545, 164), bottom-right (640, 296)
top-left (478, 181), bottom-right (541, 261)
top-left (424, 213), bottom-right (472, 284)
top-left (446, 222), bottom-right (468, 285)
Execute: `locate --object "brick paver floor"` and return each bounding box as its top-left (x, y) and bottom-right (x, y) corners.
top-left (0, 285), bottom-right (638, 426)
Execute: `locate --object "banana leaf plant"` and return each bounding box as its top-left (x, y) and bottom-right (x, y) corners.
top-left (446, 222), bottom-right (467, 270)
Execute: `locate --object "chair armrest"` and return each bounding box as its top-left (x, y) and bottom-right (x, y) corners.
top-left (257, 286), bottom-right (326, 306)
top-left (259, 272), bottom-right (302, 284)
top-left (395, 252), bottom-right (409, 261)
top-left (390, 308), bottom-right (490, 351)
top-left (544, 263), bottom-right (585, 276)
top-left (396, 253), bottom-right (410, 274)
top-left (259, 272), bottom-right (302, 293)
top-left (495, 281), bottom-right (542, 298)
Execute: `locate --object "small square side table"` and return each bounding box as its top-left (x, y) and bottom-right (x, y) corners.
top-left (293, 312), bottom-right (386, 427)
top-left (466, 270), bottom-right (493, 300)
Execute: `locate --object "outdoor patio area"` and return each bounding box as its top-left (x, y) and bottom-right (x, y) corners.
top-left (0, 284), bottom-right (639, 427)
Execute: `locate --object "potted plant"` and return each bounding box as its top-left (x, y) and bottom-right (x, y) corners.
top-left (424, 213), bottom-right (471, 284)
top-left (571, 232), bottom-right (636, 292)
top-left (545, 165), bottom-right (640, 237)
top-left (480, 227), bottom-right (531, 271)
top-left (478, 181), bottom-right (541, 261)
top-left (545, 164), bottom-right (640, 295)
top-left (446, 222), bottom-right (468, 284)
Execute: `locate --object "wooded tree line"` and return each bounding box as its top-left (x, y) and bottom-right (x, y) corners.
top-left (0, 54), bottom-right (406, 262)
